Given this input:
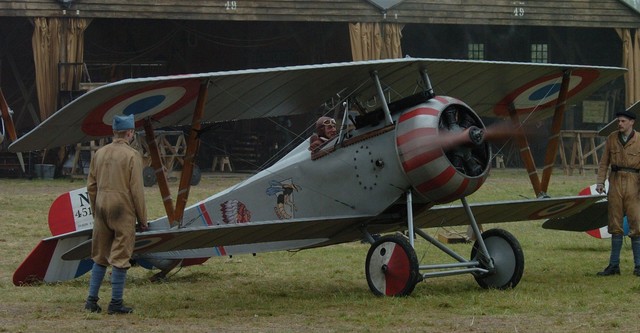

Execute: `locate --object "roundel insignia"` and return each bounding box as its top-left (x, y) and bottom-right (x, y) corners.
top-left (493, 69), bottom-right (599, 117)
top-left (133, 234), bottom-right (174, 251)
top-left (528, 199), bottom-right (585, 220)
top-left (82, 79), bottom-right (201, 136)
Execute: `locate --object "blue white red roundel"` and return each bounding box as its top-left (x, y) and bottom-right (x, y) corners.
top-left (494, 69), bottom-right (599, 117)
top-left (82, 79), bottom-right (201, 136)
top-left (528, 199), bottom-right (586, 220)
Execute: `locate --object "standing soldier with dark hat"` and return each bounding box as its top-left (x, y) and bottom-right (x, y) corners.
top-left (596, 109), bottom-right (640, 276)
top-left (84, 114), bottom-right (148, 314)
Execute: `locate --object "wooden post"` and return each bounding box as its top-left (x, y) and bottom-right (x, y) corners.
top-left (559, 130), bottom-right (604, 176)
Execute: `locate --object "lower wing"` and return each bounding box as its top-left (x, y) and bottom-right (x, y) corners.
top-left (62, 195), bottom-right (603, 261)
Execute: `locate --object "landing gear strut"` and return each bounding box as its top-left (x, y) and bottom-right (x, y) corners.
top-left (363, 193), bottom-right (524, 296)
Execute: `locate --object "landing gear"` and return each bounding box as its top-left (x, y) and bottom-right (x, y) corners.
top-left (143, 166), bottom-right (156, 187)
top-left (365, 235), bottom-right (420, 297)
top-left (471, 229), bottom-right (524, 289)
top-left (362, 194), bottom-right (525, 296)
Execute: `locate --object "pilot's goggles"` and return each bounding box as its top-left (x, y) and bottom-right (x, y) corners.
top-left (323, 119), bottom-right (336, 126)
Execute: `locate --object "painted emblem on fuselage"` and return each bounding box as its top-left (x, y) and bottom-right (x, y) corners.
top-left (220, 200), bottom-right (252, 224)
top-left (266, 179), bottom-right (301, 219)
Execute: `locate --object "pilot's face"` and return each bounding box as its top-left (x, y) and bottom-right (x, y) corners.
top-left (618, 116), bottom-right (634, 135)
top-left (324, 123), bottom-right (337, 138)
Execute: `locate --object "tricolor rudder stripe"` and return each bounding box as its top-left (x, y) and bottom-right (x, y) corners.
top-left (198, 203), bottom-right (215, 226)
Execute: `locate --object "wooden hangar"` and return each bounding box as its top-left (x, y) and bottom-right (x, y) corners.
top-left (0, 0), bottom-right (639, 175)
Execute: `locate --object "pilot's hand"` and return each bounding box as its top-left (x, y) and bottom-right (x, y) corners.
top-left (309, 140), bottom-right (321, 152)
top-left (137, 223), bottom-right (149, 232)
top-left (595, 183), bottom-right (605, 194)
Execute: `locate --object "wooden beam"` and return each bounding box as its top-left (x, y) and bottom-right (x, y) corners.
top-left (7, 53), bottom-right (40, 127)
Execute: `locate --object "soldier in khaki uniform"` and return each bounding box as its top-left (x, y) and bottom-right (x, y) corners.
top-left (596, 110), bottom-right (640, 276)
top-left (84, 114), bottom-right (148, 314)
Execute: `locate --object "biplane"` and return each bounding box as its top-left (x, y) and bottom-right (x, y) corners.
top-left (10, 58), bottom-right (624, 296)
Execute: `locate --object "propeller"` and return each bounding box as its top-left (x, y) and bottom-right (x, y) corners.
top-left (435, 105), bottom-right (529, 176)
top-left (439, 106), bottom-right (487, 176)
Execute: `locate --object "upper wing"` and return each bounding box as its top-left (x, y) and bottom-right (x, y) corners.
top-left (10, 58), bottom-right (624, 152)
top-left (598, 100), bottom-right (640, 137)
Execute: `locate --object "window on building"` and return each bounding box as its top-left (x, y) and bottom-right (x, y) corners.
top-left (531, 44), bottom-right (548, 63)
top-left (468, 43), bottom-right (484, 60)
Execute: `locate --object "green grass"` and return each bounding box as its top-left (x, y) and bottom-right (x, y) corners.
top-left (0, 169), bottom-right (635, 332)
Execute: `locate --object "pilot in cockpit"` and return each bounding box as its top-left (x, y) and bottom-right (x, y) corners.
top-left (309, 116), bottom-right (337, 151)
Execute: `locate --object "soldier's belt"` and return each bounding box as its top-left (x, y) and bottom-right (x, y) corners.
top-left (611, 165), bottom-right (640, 173)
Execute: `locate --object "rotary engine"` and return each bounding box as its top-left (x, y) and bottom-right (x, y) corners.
top-left (395, 96), bottom-right (491, 204)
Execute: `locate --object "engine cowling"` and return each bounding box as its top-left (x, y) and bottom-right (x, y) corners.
top-left (395, 96), bottom-right (490, 204)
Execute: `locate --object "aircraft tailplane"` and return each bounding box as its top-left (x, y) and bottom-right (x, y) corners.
top-left (13, 235), bottom-right (93, 286)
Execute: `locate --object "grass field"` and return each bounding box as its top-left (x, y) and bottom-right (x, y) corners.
top-left (1, 169), bottom-right (638, 332)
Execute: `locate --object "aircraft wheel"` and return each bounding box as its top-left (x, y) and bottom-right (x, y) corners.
top-left (143, 166), bottom-right (156, 187)
top-left (470, 228), bottom-right (524, 289)
top-left (365, 235), bottom-right (420, 297)
top-left (190, 165), bottom-right (201, 186)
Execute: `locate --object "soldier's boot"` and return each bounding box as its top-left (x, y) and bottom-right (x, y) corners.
top-left (597, 234), bottom-right (623, 276)
top-left (108, 267), bottom-right (133, 314)
top-left (107, 299), bottom-right (133, 315)
top-left (84, 296), bottom-right (101, 313)
top-left (632, 237), bottom-right (640, 276)
top-left (597, 264), bottom-right (620, 276)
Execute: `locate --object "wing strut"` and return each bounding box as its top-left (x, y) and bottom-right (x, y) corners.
top-left (508, 104), bottom-right (542, 196)
top-left (507, 69), bottom-right (571, 198)
top-left (143, 119), bottom-right (175, 222)
top-left (370, 70), bottom-right (394, 126)
top-left (173, 80), bottom-right (209, 226)
top-left (540, 69), bottom-right (572, 195)
top-left (0, 88), bottom-right (25, 172)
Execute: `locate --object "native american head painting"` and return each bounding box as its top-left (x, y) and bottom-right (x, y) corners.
top-left (220, 199), bottom-right (252, 224)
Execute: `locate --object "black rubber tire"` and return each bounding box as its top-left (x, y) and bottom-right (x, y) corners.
top-left (365, 235), bottom-right (420, 297)
top-left (470, 228), bottom-right (524, 289)
top-left (142, 166), bottom-right (157, 187)
top-left (190, 165), bottom-right (201, 186)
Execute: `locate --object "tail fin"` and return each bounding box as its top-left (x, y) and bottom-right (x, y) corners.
top-left (14, 233), bottom-right (93, 286)
top-left (14, 187), bottom-right (95, 285)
